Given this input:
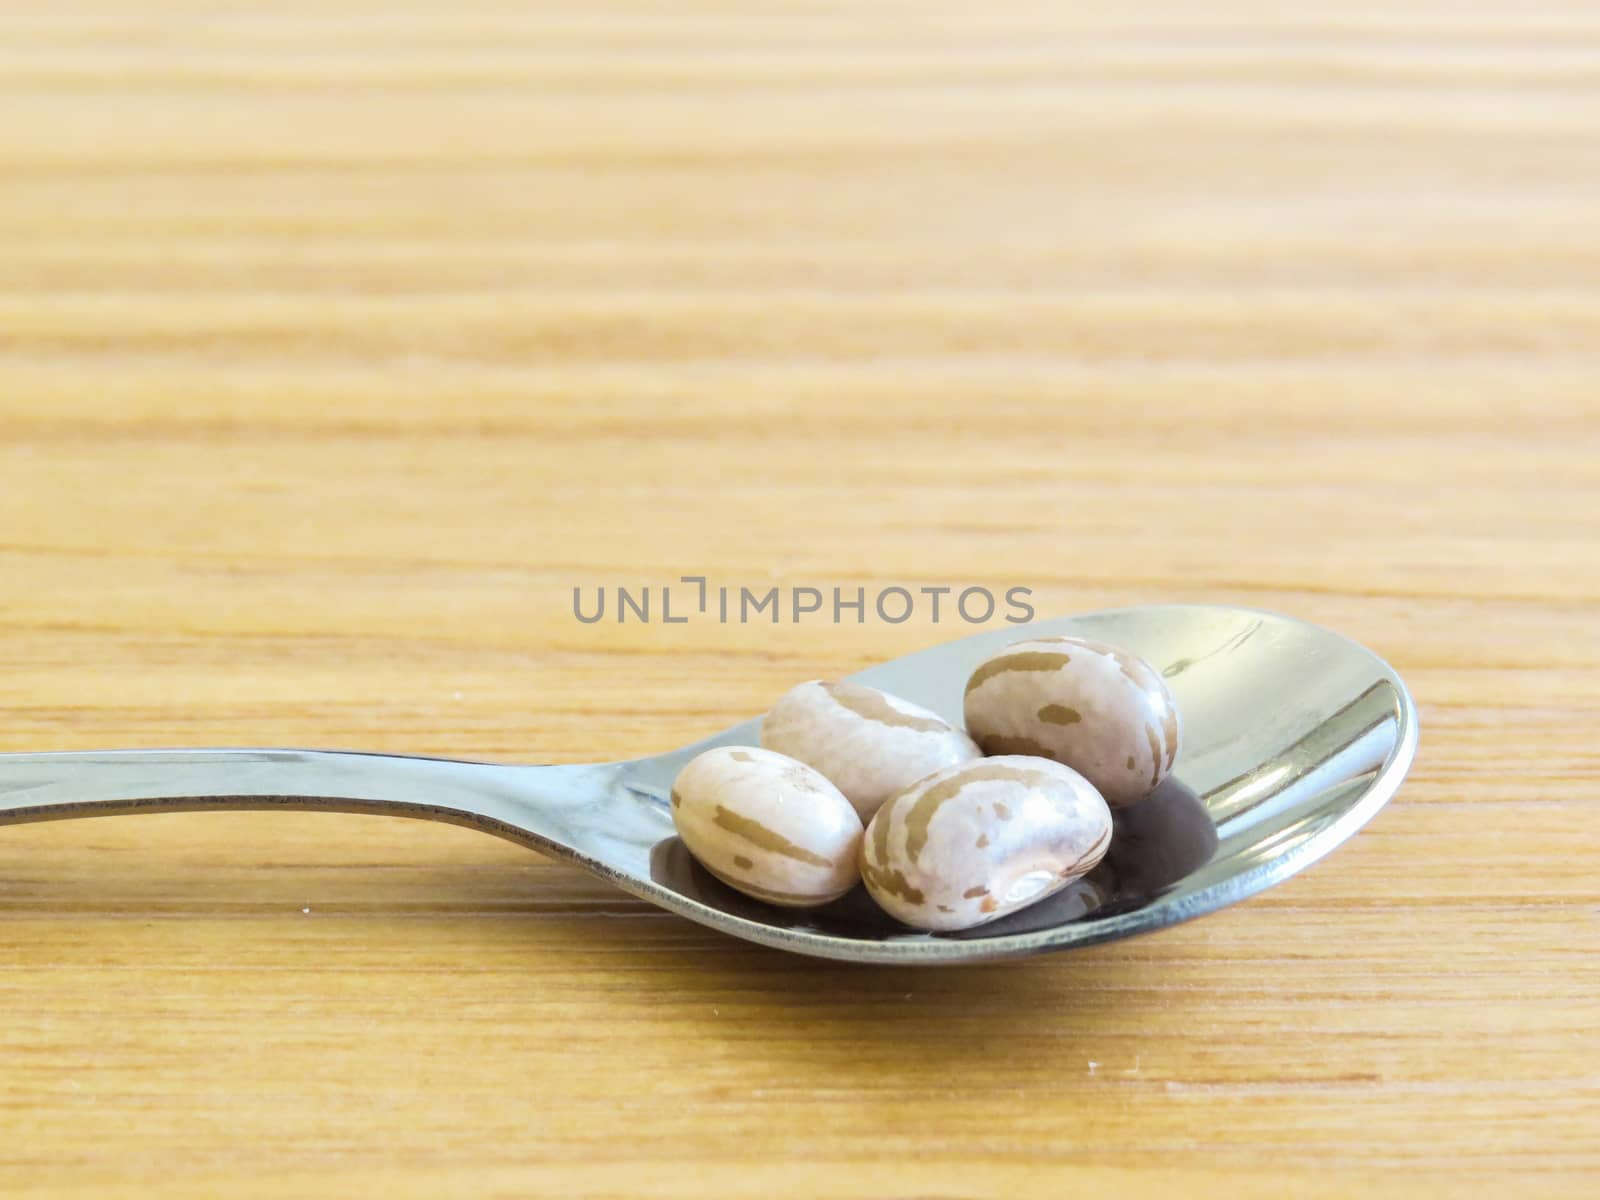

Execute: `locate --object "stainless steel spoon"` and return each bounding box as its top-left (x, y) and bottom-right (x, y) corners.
top-left (0, 604), bottom-right (1417, 964)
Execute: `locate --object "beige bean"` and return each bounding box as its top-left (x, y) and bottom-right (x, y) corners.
top-left (860, 755), bottom-right (1112, 931)
top-left (963, 635), bottom-right (1182, 807)
top-left (671, 745), bottom-right (863, 908)
top-left (760, 680), bottom-right (980, 821)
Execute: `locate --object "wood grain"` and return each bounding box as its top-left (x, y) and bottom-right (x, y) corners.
top-left (2, 2), bottom-right (1598, 1196)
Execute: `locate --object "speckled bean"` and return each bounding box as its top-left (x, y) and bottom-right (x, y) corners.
top-left (760, 680), bottom-right (980, 821)
top-left (671, 745), bottom-right (863, 908)
top-left (859, 755), bottom-right (1112, 931)
top-left (963, 635), bottom-right (1182, 807)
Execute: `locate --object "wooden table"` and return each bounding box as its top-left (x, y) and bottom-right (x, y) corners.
top-left (2, 3), bottom-right (1597, 1196)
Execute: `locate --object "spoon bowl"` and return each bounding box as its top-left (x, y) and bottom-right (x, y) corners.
top-left (0, 605), bottom-right (1417, 964)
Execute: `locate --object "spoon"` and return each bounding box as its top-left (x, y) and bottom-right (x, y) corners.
top-left (0, 604), bottom-right (1417, 964)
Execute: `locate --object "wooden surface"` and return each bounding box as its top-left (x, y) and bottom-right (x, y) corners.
top-left (2, 2), bottom-right (1598, 1196)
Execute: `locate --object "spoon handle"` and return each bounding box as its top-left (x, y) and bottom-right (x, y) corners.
top-left (0, 748), bottom-right (620, 861)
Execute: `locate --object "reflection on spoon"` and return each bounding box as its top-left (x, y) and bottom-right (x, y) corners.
top-left (944, 775), bottom-right (1217, 937)
top-left (649, 774), bottom-right (1220, 944)
top-left (1081, 776), bottom-right (1220, 920)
